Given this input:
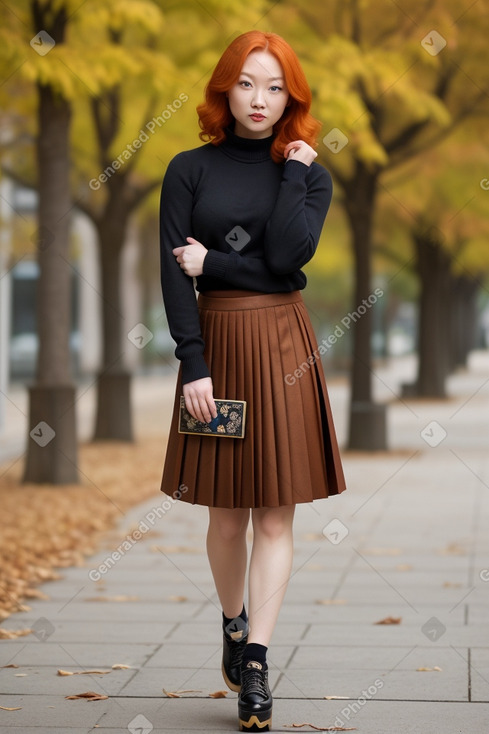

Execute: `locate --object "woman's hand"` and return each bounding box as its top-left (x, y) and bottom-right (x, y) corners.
top-left (183, 377), bottom-right (217, 424)
top-left (173, 237), bottom-right (207, 277)
top-left (284, 140), bottom-right (318, 166)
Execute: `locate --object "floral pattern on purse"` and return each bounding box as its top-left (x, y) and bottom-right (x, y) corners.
top-left (178, 397), bottom-right (247, 438)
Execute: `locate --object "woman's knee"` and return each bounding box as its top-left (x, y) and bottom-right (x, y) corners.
top-left (208, 507), bottom-right (249, 542)
top-left (252, 506), bottom-right (295, 540)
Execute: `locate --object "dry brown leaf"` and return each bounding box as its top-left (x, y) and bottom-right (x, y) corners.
top-left (209, 690), bottom-right (228, 698)
top-left (57, 669), bottom-right (111, 676)
top-left (0, 628), bottom-right (33, 639)
top-left (374, 616), bottom-right (402, 625)
top-left (112, 663), bottom-right (131, 669)
top-left (163, 688), bottom-right (202, 697)
top-left (0, 705), bottom-right (22, 710)
top-left (23, 588), bottom-right (49, 600)
top-left (290, 727), bottom-right (354, 732)
top-left (416, 666), bottom-right (442, 672)
top-left (168, 595), bottom-right (188, 603)
top-left (151, 545), bottom-right (200, 554)
top-left (84, 595), bottom-right (139, 602)
top-left (65, 691), bottom-right (109, 701)
top-left (437, 543), bottom-right (466, 556)
top-left (315, 599), bottom-right (347, 606)
top-left (1, 664), bottom-right (19, 668)
top-left (443, 581), bottom-right (462, 588)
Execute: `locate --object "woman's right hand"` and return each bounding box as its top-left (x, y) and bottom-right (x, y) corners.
top-left (183, 377), bottom-right (217, 423)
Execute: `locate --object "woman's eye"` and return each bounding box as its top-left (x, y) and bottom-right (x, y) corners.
top-left (270, 86), bottom-right (282, 92)
top-left (239, 80), bottom-right (252, 88)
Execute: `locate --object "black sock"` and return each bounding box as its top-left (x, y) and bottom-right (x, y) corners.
top-left (222, 605), bottom-right (248, 640)
top-left (242, 642), bottom-right (268, 670)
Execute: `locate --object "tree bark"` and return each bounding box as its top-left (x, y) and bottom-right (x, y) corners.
top-left (23, 3), bottom-right (78, 483)
top-left (92, 217), bottom-right (133, 440)
top-left (414, 229), bottom-right (452, 397)
top-left (343, 164), bottom-right (387, 450)
top-left (450, 274), bottom-right (479, 370)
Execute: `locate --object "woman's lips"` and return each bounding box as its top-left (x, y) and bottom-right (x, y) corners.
top-left (249, 114), bottom-right (266, 121)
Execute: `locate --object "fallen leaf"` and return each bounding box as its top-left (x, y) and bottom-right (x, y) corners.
top-left (437, 543), bottom-right (466, 556)
top-left (168, 595), bottom-right (188, 603)
top-left (14, 673), bottom-right (27, 677)
top-left (163, 688), bottom-right (202, 697)
top-left (374, 616), bottom-right (402, 625)
top-left (1, 664), bottom-right (19, 668)
top-left (209, 690), bottom-right (228, 698)
top-left (416, 666), bottom-right (442, 672)
top-left (315, 599), bottom-right (347, 606)
top-left (151, 545), bottom-right (200, 554)
top-left (443, 581), bottom-right (462, 588)
top-left (112, 663), bottom-right (131, 669)
top-left (84, 595), bottom-right (139, 602)
top-left (23, 588), bottom-right (49, 600)
top-left (57, 669), bottom-right (111, 676)
top-left (0, 705), bottom-right (22, 710)
top-left (65, 691), bottom-right (109, 701)
top-left (0, 628), bottom-right (33, 639)
top-left (285, 724), bottom-right (356, 731)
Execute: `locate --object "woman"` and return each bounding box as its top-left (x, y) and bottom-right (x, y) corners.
top-left (159, 30), bottom-right (346, 732)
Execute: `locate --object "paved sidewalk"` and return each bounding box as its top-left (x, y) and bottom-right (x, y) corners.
top-left (1, 354), bottom-right (489, 733)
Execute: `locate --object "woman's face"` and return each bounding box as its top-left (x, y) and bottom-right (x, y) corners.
top-left (227, 50), bottom-right (289, 139)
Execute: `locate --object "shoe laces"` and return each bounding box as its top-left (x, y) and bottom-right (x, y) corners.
top-left (240, 664), bottom-right (268, 698)
top-left (227, 635), bottom-right (247, 667)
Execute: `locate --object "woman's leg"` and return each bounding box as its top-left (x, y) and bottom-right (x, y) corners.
top-left (207, 507), bottom-right (250, 617)
top-left (247, 504), bottom-right (295, 646)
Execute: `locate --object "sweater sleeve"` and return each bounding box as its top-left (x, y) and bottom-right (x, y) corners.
top-left (263, 159), bottom-right (332, 275)
top-left (202, 249), bottom-right (299, 290)
top-left (159, 154), bottom-right (210, 385)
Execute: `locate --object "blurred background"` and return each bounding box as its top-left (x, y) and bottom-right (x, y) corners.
top-left (0, 0), bottom-right (489, 484)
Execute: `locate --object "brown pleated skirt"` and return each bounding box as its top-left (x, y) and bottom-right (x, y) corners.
top-left (160, 290), bottom-right (346, 508)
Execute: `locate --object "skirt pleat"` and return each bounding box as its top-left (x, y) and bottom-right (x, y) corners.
top-left (160, 290), bottom-right (346, 508)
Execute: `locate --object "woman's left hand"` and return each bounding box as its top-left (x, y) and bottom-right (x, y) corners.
top-left (284, 140), bottom-right (318, 166)
top-left (173, 237), bottom-right (207, 277)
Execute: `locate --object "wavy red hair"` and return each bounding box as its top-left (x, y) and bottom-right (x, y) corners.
top-left (197, 31), bottom-right (321, 164)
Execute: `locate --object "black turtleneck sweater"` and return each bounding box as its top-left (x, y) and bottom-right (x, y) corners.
top-left (159, 127), bottom-right (333, 385)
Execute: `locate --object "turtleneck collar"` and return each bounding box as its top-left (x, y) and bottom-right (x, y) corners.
top-left (218, 125), bottom-right (275, 163)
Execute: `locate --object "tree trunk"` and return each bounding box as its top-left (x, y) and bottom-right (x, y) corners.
top-left (344, 165), bottom-right (387, 450)
top-left (93, 221), bottom-right (133, 440)
top-left (414, 229), bottom-right (452, 397)
top-left (23, 73), bottom-right (78, 483)
top-left (450, 274), bottom-right (479, 370)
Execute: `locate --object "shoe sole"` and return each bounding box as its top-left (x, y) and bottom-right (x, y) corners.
top-left (238, 710), bottom-right (272, 731)
top-left (221, 661), bottom-right (241, 693)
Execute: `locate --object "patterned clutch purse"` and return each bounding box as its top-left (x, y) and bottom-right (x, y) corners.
top-left (178, 397), bottom-right (247, 439)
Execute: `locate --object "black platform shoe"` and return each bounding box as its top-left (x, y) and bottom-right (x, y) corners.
top-left (222, 621), bottom-right (248, 692)
top-left (238, 661), bottom-right (272, 731)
